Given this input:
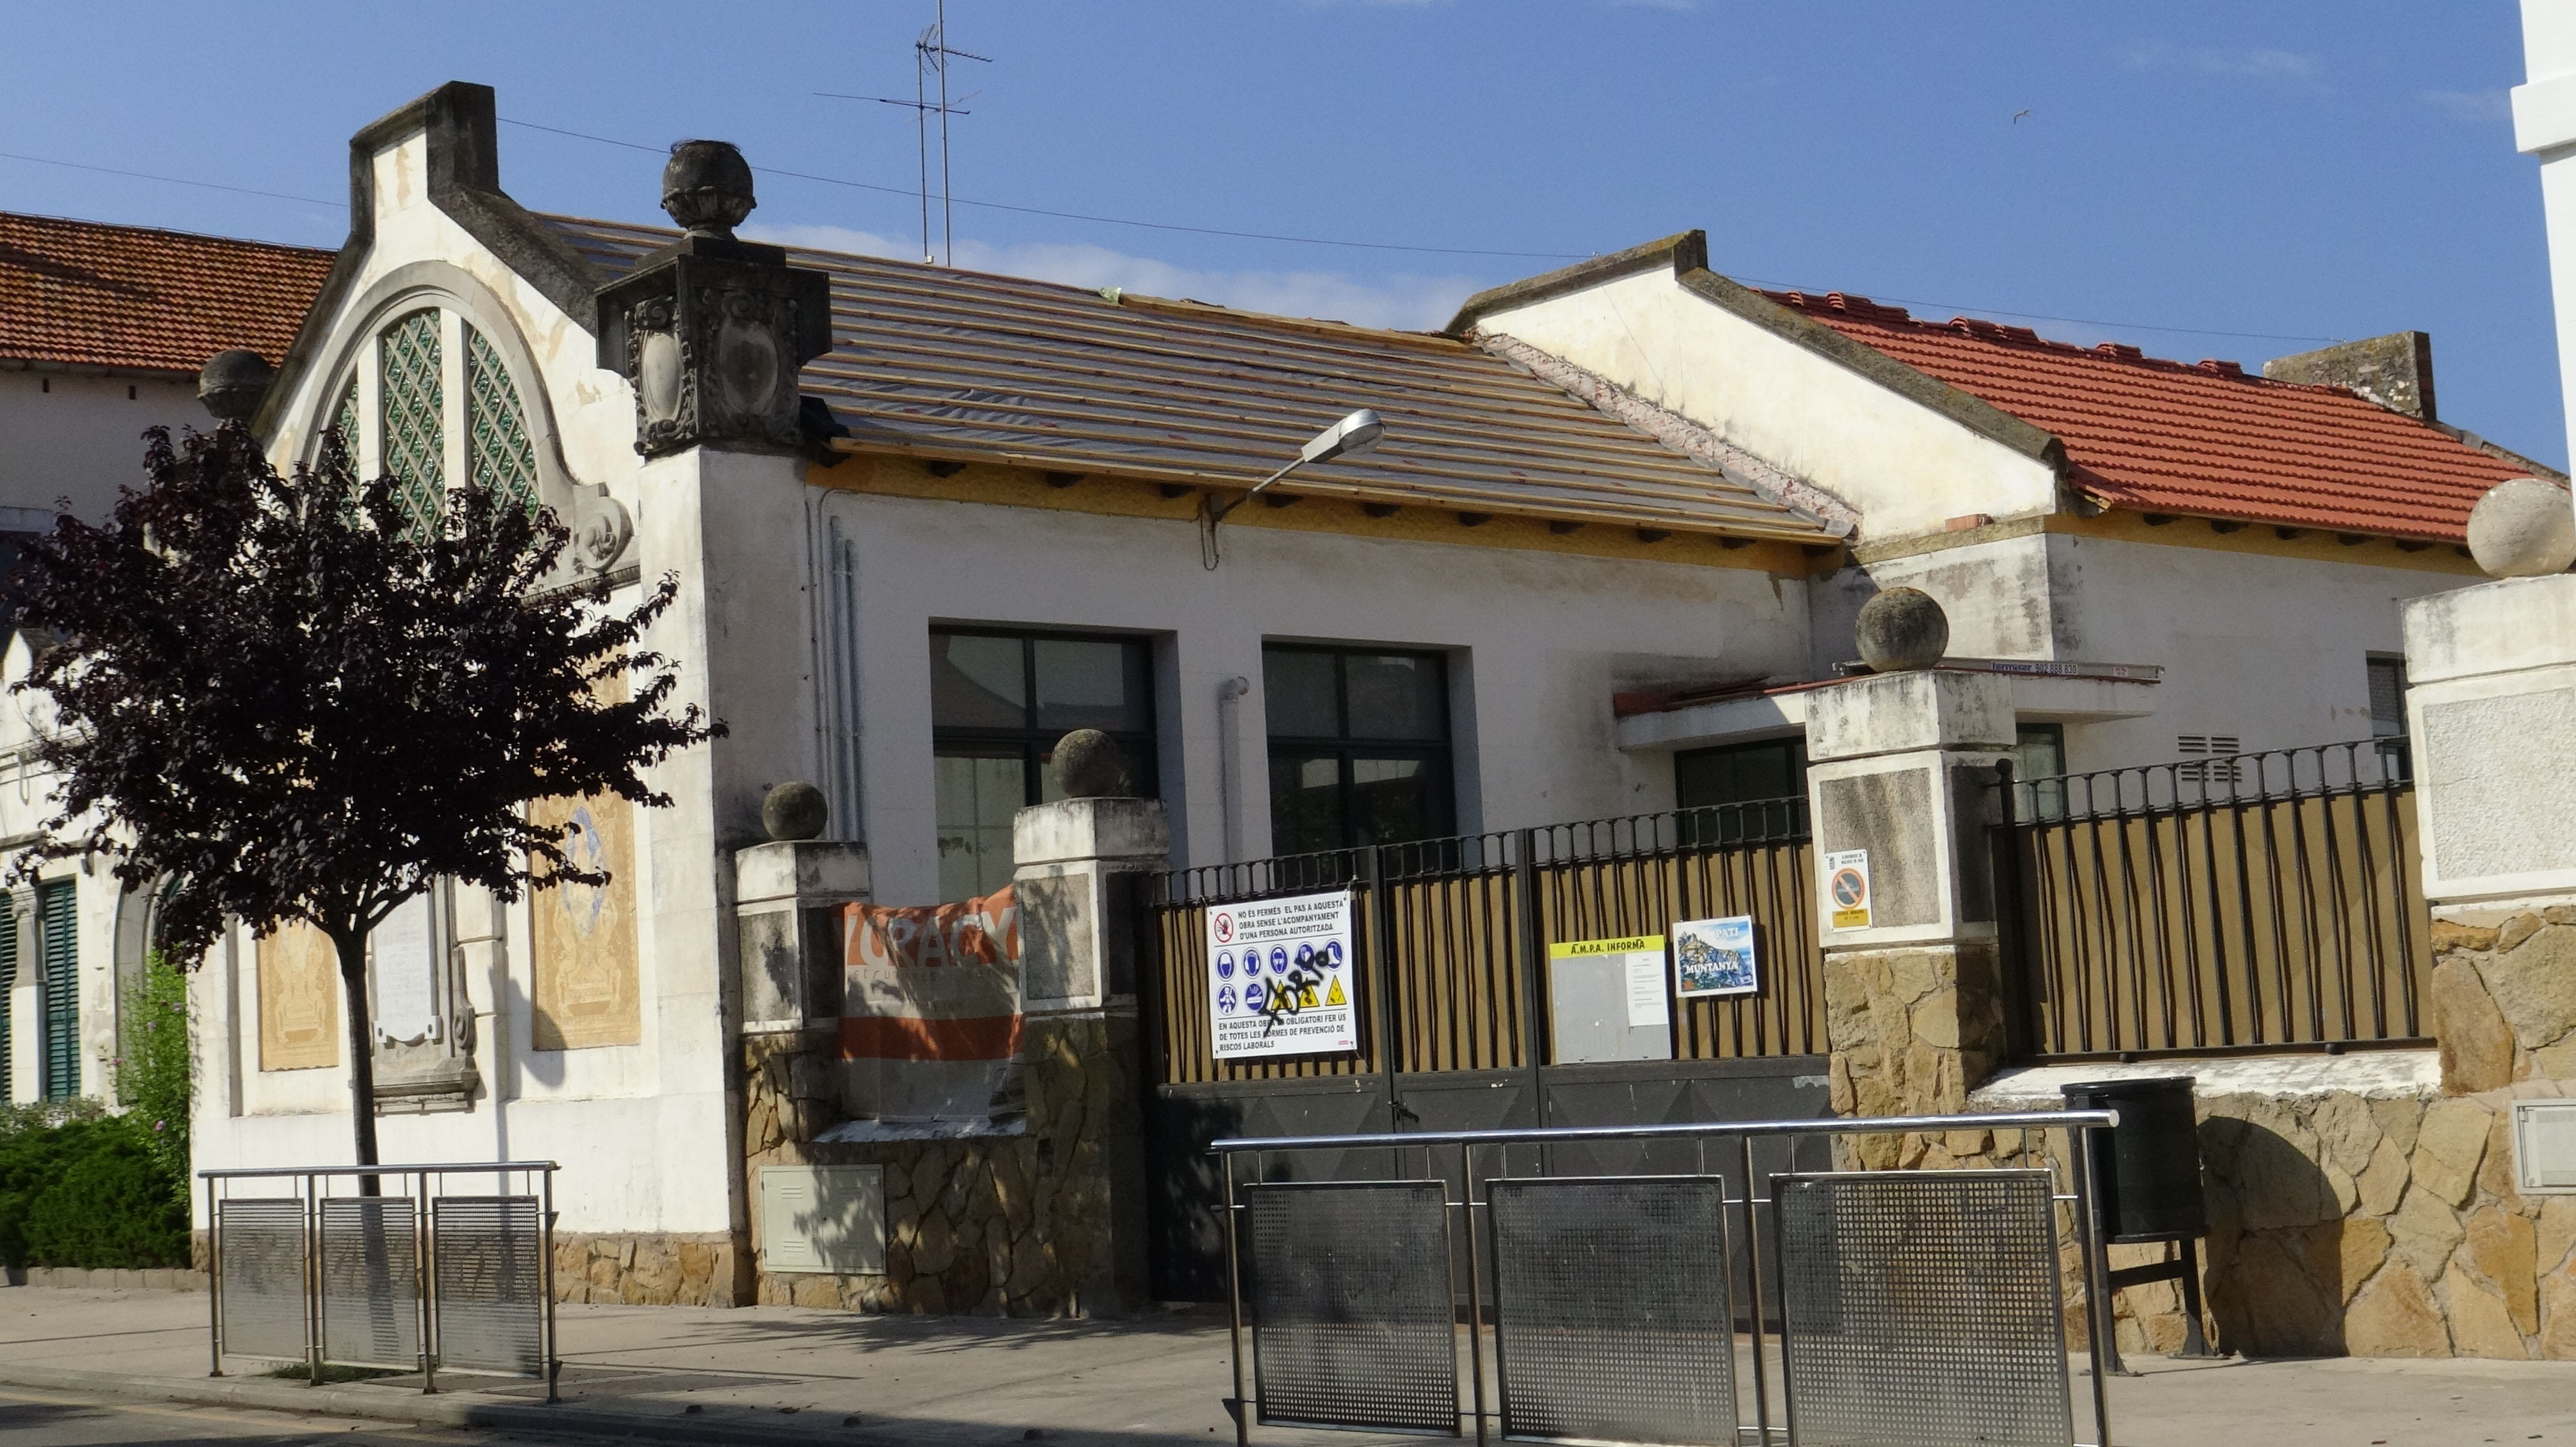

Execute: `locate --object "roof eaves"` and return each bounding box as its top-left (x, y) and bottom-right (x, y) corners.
top-left (1673, 268), bottom-right (2065, 471)
top-left (2425, 419), bottom-right (2568, 484)
top-left (254, 81), bottom-right (605, 442)
top-left (1442, 230), bottom-right (1709, 336)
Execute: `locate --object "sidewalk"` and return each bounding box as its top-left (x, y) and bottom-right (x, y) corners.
top-left (4, 1282), bottom-right (2572, 1446)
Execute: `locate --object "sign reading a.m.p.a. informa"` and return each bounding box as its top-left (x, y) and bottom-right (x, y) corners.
top-left (1205, 890), bottom-right (1358, 1059)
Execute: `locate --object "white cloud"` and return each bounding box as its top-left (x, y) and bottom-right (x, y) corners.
top-left (2122, 40), bottom-right (2321, 83)
top-left (2421, 88), bottom-right (2511, 122)
top-left (745, 222), bottom-right (1484, 331)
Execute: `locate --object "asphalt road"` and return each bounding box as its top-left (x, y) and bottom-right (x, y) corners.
top-left (0, 1387), bottom-right (526, 1447)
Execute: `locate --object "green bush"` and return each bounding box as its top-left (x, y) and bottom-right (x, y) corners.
top-left (118, 953), bottom-right (192, 1192)
top-left (9, 1118), bottom-right (188, 1267)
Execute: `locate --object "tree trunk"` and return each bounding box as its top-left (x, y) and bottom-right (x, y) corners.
top-left (333, 928), bottom-right (381, 1196)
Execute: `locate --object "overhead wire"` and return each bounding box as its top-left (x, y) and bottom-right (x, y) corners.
top-left (0, 128), bottom-right (2349, 348)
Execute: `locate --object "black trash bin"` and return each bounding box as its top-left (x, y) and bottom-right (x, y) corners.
top-left (2059, 1075), bottom-right (2215, 1360)
top-left (2059, 1076), bottom-right (2207, 1242)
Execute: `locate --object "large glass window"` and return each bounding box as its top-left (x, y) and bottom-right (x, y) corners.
top-left (1265, 646), bottom-right (1455, 854)
top-left (931, 629), bottom-right (1156, 901)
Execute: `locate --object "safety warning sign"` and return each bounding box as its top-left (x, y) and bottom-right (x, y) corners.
top-left (1824, 850), bottom-right (1873, 931)
top-left (1204, 890), bottom-right (1359, 1059)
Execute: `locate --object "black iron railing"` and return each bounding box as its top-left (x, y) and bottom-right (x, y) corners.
top-left (1993, 739), bottom-right (2427, 1060)
top-left (1146, 797), bottom-right (1820, 1083)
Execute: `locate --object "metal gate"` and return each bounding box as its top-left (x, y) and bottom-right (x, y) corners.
top-left (1142, 799), bottom-right (1832, 1300)
top-left (1212, 1109), bottom-right (2121, 1447)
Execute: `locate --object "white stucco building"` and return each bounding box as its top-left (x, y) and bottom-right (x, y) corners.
top-left (2, 79), bottom-right (2556, 1310)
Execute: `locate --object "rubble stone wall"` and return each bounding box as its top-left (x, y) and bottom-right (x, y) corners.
top-left (738, 1012), bottom-right (1144, 1317)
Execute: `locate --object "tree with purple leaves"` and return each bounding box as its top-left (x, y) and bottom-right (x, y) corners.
top-left (9, 422), bottom-right (720, 1177)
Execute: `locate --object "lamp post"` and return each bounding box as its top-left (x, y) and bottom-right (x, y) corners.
top-left (1200, 407), bottom-right (1385, 568)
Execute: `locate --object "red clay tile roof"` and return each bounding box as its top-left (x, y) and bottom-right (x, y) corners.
top-left (1761, 289), bottom-right (2533, 542)
top-left (0, 212), bottom-right (334, 377)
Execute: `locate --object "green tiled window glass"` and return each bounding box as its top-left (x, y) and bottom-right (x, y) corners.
top-left (331, 374), bottom-right (360, 458)
top-left (378, 309), bottom-right (445, 532)
top-left (464, 324), bottom-right (539, 512)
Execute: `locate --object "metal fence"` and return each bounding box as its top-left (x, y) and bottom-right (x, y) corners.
top-left (1212, 1109), bottom-right (2122, 1447)
top-left (1993, 740), bottom-right (2429, 1061)
top-left (1146, 797), bottom-right (1821, 1084)
top-left (201, 1162), bottom-right (559, 1398)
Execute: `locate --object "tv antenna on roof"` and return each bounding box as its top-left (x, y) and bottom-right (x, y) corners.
top-left (820, 2), bottom-right (988, 267)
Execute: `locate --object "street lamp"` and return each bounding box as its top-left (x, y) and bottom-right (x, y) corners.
top-left (1200, 408), bottom-right (1385, 568)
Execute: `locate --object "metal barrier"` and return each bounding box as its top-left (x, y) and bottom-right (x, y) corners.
top-left (1211, 1110), bottom-right (2121, 1447)
top-left (201, 1162), bottom-right (559, 1399)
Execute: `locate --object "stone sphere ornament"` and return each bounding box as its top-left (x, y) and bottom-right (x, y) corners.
top-left (197, 349), bottom-right (274, 421)
top-left (1854, 586), bottom-right (1950, 672)
top-left (662, 139), bottom-right (757, 239)
top-left (2465, 477), bottom-right (2576, 579)
top-left (761, 781), bottom-right (829, 842)
top-left (1052, 730), bottom-right (1132, 799)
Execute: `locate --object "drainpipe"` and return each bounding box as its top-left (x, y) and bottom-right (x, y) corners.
top-left (1217, 675), bottom-right (1251, 862)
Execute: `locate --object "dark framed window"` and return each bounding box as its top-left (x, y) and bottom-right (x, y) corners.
top-left (1265, 645), bottom-right (1455, 855)
top-left (2368, 654), bottom-right (2411, 780)
top-left (931, 628), bottom-right (1156, 901)
top-left (1675, 736), bottom-right (1808, 841)
top-left (2014, 722), bottom-right (2067, 821)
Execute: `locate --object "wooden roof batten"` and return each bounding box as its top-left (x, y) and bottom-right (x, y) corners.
top-left (819, 433), bottom-right (1838, 545)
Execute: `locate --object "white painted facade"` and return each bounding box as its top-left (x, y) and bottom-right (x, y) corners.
top-left (174, 100), bottom-right (1817, 1240)
top-left (0, 78), bottom-right (2522, 1257)
top-left (0, 368), bottom-right (203, 525)
top-left (2517, 0), bottom-right (2576, 465)
top-left (1466, 257), bottom-right (2494, 779)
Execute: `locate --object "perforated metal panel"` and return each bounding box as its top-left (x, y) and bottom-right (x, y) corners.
top-left (1774, 1171), bottom-right (2072, 1447)
top-left (1245, 1181), bottom-right (1458, 1435)
top-left (217, 1198), bottom-right (308, 1361)
top-left (431, 1196), bottom-right (545, 1375)
top-left (319, 1198), bottom-right (420, 1369)
top-left (1489, 1177), bottom-right (1736, 1446)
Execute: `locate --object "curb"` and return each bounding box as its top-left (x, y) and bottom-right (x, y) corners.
top-left (0, 1362), bottom-right (1051, 1447)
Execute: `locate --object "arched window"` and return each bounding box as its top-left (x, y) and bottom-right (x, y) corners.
top-left (378, 308), bottom-right (445, 531)
top-left (323, 300), bottom-right (549, 531)
top-left (465, 323), bottom-right (539, 511)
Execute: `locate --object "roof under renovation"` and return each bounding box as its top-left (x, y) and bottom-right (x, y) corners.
top-left (547, 216), bottom-right (1843, 544)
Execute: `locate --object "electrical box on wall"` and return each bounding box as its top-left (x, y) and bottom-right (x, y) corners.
top-left (2512, 1100), bottom-right (2576, 1195)
top-left (758, 1165), bottom-right (887, 1274)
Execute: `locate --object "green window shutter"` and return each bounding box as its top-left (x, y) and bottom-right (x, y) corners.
top-left (0, 898), bottom-right (13, 1103)
top-left (464, 324), bottom-right (540, 512)
top-left (39, 880), bottom-right (76, 1100)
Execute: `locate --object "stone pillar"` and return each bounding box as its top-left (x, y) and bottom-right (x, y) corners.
top-left (1803, 668), bottom-right (2017, 1160)
top-left (2405, 573), bottom-right (2576, 1094)
top-left (737, 835), bottom-right (870, 1223)
top-left (1007, 796), bottom-right (1167, 1312)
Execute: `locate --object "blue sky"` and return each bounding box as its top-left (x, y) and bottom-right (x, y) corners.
top-left (4, 2), bottom-right (2560, 465)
